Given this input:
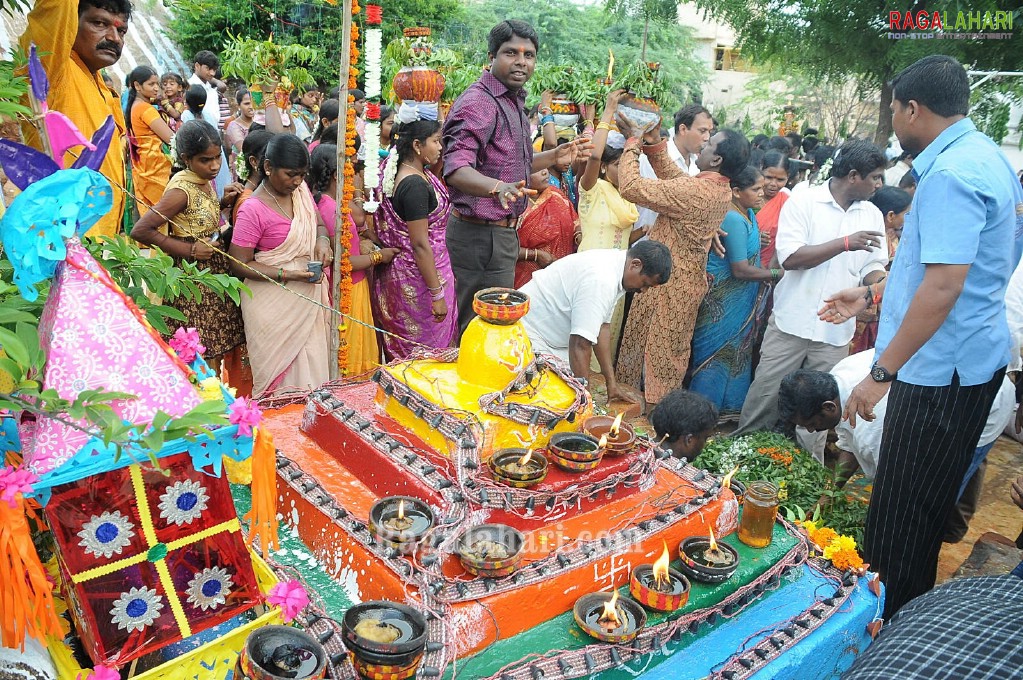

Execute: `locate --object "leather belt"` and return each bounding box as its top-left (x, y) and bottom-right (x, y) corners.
top-left (453, 210), bottom-right (521, 228)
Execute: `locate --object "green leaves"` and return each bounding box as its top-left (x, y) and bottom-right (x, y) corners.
top-left (85, 235), bottom-right (249, 335)
top-left (220, 33), bottom-right (319, 90)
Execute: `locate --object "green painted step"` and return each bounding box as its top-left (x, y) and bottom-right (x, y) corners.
top-left (451, 523), bottom-right (798, 679)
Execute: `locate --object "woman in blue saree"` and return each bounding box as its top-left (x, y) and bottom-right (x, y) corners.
top-left (690, 166), bottom-right (782, 420)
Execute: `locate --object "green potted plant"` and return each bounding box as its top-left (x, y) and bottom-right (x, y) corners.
top-left (219, 33), bottom-right (318, 109)
top-left (614, 61), bottom-right (671, 128)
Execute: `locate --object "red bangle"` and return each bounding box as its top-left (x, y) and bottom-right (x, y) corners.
top-left (844, 236), bottom-right (850, 251)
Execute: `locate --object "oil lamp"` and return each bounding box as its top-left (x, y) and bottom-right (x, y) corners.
top-left (490, 448), bottom-right (548, 488)
top-left (582, 413), bottom-right (636, 456)
top-left (678, 527), bottom-right (740, 584)
top-left (573, 590), bottom-right (646, 643)
top-left (548, 431), bottom-right (603, 472)
top-left (472, 287), bottom-right (530, 325)
top-left (457, 524), bottom-right (525, 578)
top-left (629, 541), bottom-right (690, 612)
top-left (343, 601), bottom-right (427, 680)
top-left (368, 496), bottom-right (434, 555)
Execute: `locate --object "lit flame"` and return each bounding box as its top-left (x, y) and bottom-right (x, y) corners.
top-left (518, 448), bottom-right (533, 466)
top-left (652, 540), bottom-right (671, 588)
top-left (708, 526), bottom-right (719, 554)
top-left (607, 49), bottom-right (615, 80)
top-left (721, 466), bottom-right (738, 490)
top-left (597, 433), bottom-right (608, 449)
top-left (599, 590), bottom-right (621, 627)
top-left (397, 500), bottom-right (405, 520)
top-left (609, 412), bottom-right (624, 438)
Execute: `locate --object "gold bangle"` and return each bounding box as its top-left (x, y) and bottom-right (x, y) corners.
top-left (371, 250), bottom-right (383, 265)
top-left (595, 121), bottom-right (613, 131)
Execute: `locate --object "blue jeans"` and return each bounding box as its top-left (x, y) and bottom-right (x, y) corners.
top-left (1012, 560), bottom-right (1023, 580)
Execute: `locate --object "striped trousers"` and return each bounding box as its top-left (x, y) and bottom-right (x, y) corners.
top-left (865, 367), bottom-right (1006, 619)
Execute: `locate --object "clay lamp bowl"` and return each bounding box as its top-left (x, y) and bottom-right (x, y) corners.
top-left (678, 532), bottom-right (740, 584)
top-left (629, 543), bottom-right (691, 612)
top-left (368, 496), bottom-right (434, 555)
top-left (548, 432), bottom-right (603, 472)
top-left (490, 448), bottom-right (548, 488)
top-left (236, 625), bottom-right (327, 680)
top-left (472, 287), bottom-right (530, 325)
top-left (582, 414), bottom-right (636, 456)
top-left (457, 523), bottom-right (525, 578)
top-left (342, 601), bottom-right (427, 679)
top-left (573, 591), bottom-right (647, 644)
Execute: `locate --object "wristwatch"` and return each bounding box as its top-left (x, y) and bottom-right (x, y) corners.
top-left (870, 363), bottom-right (897, 383)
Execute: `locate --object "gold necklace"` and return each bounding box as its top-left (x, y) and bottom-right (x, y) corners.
top-left (263, 185), bottom-right (293, 220)
top-left (400, 162), bottom-right (430, 181)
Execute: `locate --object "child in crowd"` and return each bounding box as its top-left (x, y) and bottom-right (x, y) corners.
top-left (130, 120), bottom-right (245, 376)
top-left (650, 389), bottom-right (719, 462)
top-left (159, 72), bottom-right (186, 131)
top-left (181, 84), bottom-right (207, 124)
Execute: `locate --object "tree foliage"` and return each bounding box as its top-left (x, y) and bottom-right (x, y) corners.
top-left (434, 0), bottom-right (706, 110)
top-left (689, 0), bottom-right (1023, 143)
top-left (167, 0), bottom-right (465, 86)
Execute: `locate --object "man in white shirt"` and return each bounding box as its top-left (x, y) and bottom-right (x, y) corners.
top-left (633, 104), bottom-right (713, 235)
top-left (520, 240), bottom-right (672, 401)
top-left (735, 139), bottom-right (889, 440)
top-left (187, 50), bottom-right (232, 197)
top-left (778, 351), bottom-right (1015, 541)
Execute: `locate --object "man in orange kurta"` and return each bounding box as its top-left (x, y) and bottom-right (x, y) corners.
top-left (21, 0), bottom-right (129, 237)
top-left (615, 120), bottom-right (750, 410)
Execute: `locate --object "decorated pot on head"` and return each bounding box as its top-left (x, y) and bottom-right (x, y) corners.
top-left (618, 94), bottom-right (661, 130)
top-left (550, 96), bottom-right (581, 128)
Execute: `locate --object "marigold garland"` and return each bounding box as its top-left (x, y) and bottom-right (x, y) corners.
top-left (799, 520), bottom-right (866, 574)
top-left (337, 8), bottom-right (362, 376)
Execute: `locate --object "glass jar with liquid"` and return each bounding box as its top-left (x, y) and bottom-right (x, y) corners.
top-left (737, 480), bottom-right (779, 548)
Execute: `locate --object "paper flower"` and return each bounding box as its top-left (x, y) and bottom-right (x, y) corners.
top-left (266, 579), bottom-right (309, 622)
top-left (169, 327), bottom-right (206, 363)
top-left (228, 396), bottom-right (263, 437)
top-left (77, 666), bottom-right (120, 680)
top-left (0, 465), bottom-right (38, 507)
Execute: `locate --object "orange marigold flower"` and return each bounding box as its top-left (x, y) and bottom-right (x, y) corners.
top-left (829, 549), bottom-right (865, 572)
top-left (810, 527), bottom-right (838, 548)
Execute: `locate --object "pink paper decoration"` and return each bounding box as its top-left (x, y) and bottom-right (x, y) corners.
top-left (26, 241), bottom-right (201, 475)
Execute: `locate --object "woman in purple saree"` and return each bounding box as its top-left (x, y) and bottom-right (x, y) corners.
top-left (372, 111), bottom-right (457, 360)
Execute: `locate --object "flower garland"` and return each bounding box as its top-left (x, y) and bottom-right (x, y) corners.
top-left (363, 6), bottom-right (383, 193)
top-left (337, 1), bottom-right (361, 376)
top-left (799, 520), bottom-right (866, 573)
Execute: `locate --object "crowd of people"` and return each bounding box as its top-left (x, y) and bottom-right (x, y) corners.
top-left (19, 0), bottom-right (1023, 642)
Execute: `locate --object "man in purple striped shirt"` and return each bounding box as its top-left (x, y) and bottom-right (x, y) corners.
top-left (443, 19), bottom-right (585, 334)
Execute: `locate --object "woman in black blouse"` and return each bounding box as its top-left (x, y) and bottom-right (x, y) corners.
top-left (371, 111), bottom-right (457, 358)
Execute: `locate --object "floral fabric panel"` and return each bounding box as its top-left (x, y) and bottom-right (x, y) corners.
top-left (44, 453), bottom-right (260, 667)
top-left (28, 241), bottom-right (201, 475)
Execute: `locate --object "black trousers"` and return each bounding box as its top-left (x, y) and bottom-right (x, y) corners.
top-left (865, 367), bottom-right (1006, 619)
top-left (445, 216), bottom-right (519, 335)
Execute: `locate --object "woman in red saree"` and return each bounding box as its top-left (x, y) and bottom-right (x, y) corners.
top-left (756, 151), bottom-right (789, 267)
top-left (514, 168), bottom-right (580, 288)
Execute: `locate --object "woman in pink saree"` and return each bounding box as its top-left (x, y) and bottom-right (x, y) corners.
top-left (229, 134), bottom-right (333, 394)
top-left (372, 112), bottom-right (456, 360)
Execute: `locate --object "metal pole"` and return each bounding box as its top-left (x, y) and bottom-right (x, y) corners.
top-left (331, 0), bottom-right (353, 380)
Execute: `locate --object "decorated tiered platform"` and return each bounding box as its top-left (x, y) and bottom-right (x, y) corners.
top-left (251, 294), bottom-right (883, 680)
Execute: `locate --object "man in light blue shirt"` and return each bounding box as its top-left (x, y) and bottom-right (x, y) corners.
top-left (840, 55), bottom-right (1023, 619)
